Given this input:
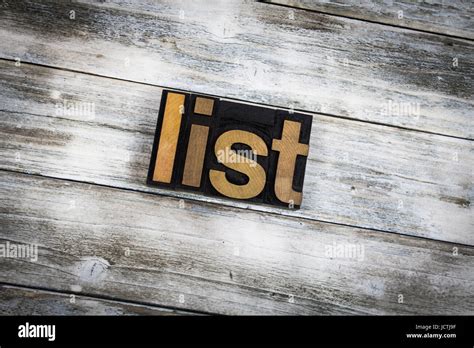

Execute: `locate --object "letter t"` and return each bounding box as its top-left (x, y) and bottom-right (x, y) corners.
top-left (272, 120), bottom-right (309, 206)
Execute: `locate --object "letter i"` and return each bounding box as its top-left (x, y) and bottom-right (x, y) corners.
top-left (182, 97), bottom-right (214, 187)
top-left (153, 92), bottom-right (186, 183)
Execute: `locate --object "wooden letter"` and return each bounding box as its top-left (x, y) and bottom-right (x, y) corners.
top-left (153, 92), bottom-right (185, 183)
top-left (182, 124), bottom-right (210, 187)
top-left (194, 97), bottom-right (214, 116)
top-left (209, 130), bottom-right (268, 199)
top-left (272, 120), bottom-right (309, 205)
top-left (149, 90), bottom-right (313, 208)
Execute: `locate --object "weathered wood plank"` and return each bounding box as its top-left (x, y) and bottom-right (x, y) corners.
top-left (0, 284), bottom-right (191, 315)
top-left (0, 0), bottom-right (472, 139)
top-left (1, 171), bottom-right (473, 315)
top-left (0, 61), bottom-right (472, 245)
top-left (263, 0), bottom-right (474, 40)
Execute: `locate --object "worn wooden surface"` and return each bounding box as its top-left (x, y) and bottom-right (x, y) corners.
top-left (263, 0), bottom-right (474, 39)
top-left (0, 284), bottom-right (189, 315)
top-left (1, 61), bottom-right (472, 245)
top-left (0, 0), bottom-right (472, 139)
top-left (0, 0), bottom-right (473, 315)
top-left (1, 171), bottom-right (473, 315)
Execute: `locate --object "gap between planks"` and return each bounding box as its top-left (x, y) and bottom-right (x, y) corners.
top-left (0, 282), bottom-right (204, 315)
top-left (1, 167), bottom-right (473, 249)
top-left (1, 0), bottom-right (472, 139)
top-left (0, 57), bottom-right (471, 143)
top-left (260, 1), bottom-right (474, 41)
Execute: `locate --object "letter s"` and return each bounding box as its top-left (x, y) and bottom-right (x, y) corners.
top-left (210, 130), bottom-right (268, 199)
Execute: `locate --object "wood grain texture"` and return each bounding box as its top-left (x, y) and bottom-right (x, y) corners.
top-left (263, 0), bottom-right (474, 40)
top-left (0, 284), bottom-right (191, 315)
top-left (194, 97), bottom-right (214, 116)
top-left (153, 92), bottom-right (185, 183)
top-left (0, 0), bottom-right (472, 139)
top-left (182, 124), bottom-right (209, 187)
top-left (1, 171), bottom-right (473, 315)
top-left (272, 120), bottom-right (309, 206)
top-left (0, 61), bottom-right (472, 245)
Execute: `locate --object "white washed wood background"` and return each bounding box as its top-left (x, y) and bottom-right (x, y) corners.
top-left (0, 0), bottom-right (472, 315)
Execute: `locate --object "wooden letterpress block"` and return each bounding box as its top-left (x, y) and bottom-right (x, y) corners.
top-left (175, 94), bottom-right (218, 192)
top-left (147, 89), bottom-right (313, 209)
top-left (204, 101), bottom-right (274, 204)
top-left (194, 97), bottom-right (214, 116)
top-left (265, 110), bottom-right (312, 209)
